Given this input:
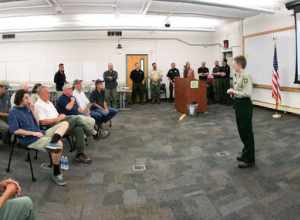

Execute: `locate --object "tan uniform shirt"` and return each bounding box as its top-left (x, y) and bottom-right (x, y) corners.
top-left (151, 70), bottom-right (162, 83)
top-left (233, 71), bottom-right (253, 99)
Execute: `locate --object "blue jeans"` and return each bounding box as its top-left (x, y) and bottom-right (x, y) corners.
top-left (90, 108), bottom-right (118, 124)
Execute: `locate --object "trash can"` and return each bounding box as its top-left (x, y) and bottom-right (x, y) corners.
top-left (187, 102), bottom-right (198, 116)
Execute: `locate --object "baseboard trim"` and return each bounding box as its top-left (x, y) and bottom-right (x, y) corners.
top-left (253, 100), bottom-right (300, 115)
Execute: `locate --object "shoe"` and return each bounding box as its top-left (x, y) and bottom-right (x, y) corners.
top-left (46, 142), bottom-right (63, 151)
top-left (100, 130), bottom-right (110, 139)
top-left (75, 153), bottom-right (92, 164)
top-left (238, 162), bottom-right (255, 169)
top-left (51, 174), bottom-right (67, 186)
top-left (236, 156), bottom-right (244, 162)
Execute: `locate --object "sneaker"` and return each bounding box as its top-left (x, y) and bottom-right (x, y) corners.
top-left (75, 153), bottom-right (92, 164)
top-left (46, 142), bottom-right (63, 151)
top-left (100, 129), bottom-right (110, 139)
top-left (51, 174), bottom-right (67, 186)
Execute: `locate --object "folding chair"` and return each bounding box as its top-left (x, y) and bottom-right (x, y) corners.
top-left (6, 134), bottom-right (39, 182)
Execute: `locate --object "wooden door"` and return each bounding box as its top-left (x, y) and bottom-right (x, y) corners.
top-left (126, 54), bottom-right (148, 90)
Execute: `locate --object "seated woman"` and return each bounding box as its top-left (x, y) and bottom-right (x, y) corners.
top-left (8, 89), bottom-right (69, 186)
top-left (0, 178), bottom-right (34, 220)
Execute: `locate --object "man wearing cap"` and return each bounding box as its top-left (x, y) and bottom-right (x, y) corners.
top-left (103, 63), bottom-right (118, 108)
top-left (89, 79), bottom-right (118, 126)
top-left (56, 83), bottom-right (97, 137)
top-left (72, 79), bottom-right (90, 115)
top-left (72, 79), bottom-right (110, 138)
top-left (0, 81), bottom-right (11, 144)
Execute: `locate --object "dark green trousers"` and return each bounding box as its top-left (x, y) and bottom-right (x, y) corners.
top-left (132, 83), bottom-right (144, 104)
top-left (234, 98), bottom-right (255, 163)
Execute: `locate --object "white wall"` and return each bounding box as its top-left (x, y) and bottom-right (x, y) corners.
top-left (0, 30), bottom-right (219, 93)
top-left (214, 9), bottom-right (300, 114)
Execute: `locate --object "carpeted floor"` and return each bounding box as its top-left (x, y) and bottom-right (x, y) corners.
top-left (1, 103), bottom-right (300, 220)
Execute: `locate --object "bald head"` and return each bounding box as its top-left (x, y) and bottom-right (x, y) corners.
top-left (108, 63), bottom-right (113, 71)
top-left (38, 86), bottom-right (50, 101)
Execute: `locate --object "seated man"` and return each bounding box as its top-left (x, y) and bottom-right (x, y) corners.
top-left (56, 83), bottom-right (97, 137)
top-left (8, 89), bottom-right (69, 186)
top-left (72, 79), bottom-right (109, 138)
top-left (89, 79), bottom-right (118, 125)
top-left (0, 178), bottom-right (34, 220)
top-left (35, 85), bottom-right (92, 163)
top-left (0, 81), bottom-right (11, 144)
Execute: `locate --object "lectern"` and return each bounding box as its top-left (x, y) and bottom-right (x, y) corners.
top-left (175, 78), bottom-right (208, 114)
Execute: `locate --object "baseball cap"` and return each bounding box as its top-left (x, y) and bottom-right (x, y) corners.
top-left (73, 79), bottom-right (83, 86)
top-left (63, 83), bottom-right (73, 90)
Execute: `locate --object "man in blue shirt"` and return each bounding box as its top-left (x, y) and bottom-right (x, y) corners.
top-left (8, 89), bottom-right (69, 186)
top-left (90, 79), bottom-right (118, 124)
top-left (56, 83), bottom-right (97, 137)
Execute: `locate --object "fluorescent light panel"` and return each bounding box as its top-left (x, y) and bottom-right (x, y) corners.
top-left (194, 0), bottom-right (282, 10)
top-left (75, 14), bottom-right (222, 30)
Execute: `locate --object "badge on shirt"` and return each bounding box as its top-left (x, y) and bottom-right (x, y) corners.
top-left (243, 79), bottom-right (248, 84)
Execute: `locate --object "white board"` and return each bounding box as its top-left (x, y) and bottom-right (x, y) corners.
top-left (244, 29), bottom-right (296, 87)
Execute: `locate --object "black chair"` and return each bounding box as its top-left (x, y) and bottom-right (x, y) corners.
top-left (95, 119), bottom-right (112, 137)
top-left (6, 134), bottom-right (39, 182)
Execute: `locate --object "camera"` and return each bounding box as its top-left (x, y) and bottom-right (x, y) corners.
top-left (165, 22), bottom-right (171, 28)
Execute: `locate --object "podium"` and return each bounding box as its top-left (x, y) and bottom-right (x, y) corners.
top-left (175, 78), bottom-right (207, 114)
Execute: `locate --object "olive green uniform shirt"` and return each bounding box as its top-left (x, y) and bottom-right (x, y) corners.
top-left (233, 71), bottom-right (253, 99)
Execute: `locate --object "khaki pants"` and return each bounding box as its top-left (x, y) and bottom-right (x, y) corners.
top-left (0, 196), bottom-right (34, 220)
top-left (28, 122), bottom-right (66, 152)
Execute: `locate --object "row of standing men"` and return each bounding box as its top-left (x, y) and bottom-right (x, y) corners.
top-left (54, 60), bottom-right (231, 106)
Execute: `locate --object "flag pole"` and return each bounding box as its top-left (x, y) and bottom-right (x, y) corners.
top-left (272, 36), bottom-right (282, 119)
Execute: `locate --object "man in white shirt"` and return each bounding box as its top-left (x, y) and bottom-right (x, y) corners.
top-left (72, 79), bottom-right (110, 138)
top-left (72, 79), bottom-right (90, 115)
top-left (34, 85), bottom-right (93, 164)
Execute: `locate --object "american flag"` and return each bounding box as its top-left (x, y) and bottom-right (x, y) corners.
top-left (272, 45), bottom-right (281, 108)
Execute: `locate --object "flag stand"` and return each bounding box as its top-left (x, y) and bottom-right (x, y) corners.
top-left (272, 103), bottom-right (281, 119)
top-left (272, 112), bottom-right (282, 119)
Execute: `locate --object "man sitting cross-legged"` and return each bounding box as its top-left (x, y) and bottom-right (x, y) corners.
top-left (8, 89), bottom-right (69, 186)
top-left (0, 178), bottom-right (34, 220)
top-left (34, 85), bottom-right (92, 164)
top-left (89, 79), bottom-right (118, 125)
top-left (72, 79), bottom-right (110, 138)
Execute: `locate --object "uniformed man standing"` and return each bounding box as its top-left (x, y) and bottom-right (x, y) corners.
top-left (150, 62), bottom-right (162, 104)
top-left (212, 60), bottom-right (224, 103)
top-left (167, 62), bottom-right (180, 102)
top-left (227, 55), bottom-right (255, 169)
top-left (222, 59), bottom-right (231, 104)
top-left (130, 63), bottom-right (145, 104)
top-left (103, 63), bottom-right (118, 108)
top-left (198, 62), bottom-right (209, 80)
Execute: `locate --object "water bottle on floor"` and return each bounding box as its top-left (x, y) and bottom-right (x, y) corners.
top-left (60, 156), bottom-right (65, 170)
top-left (65, 156), bottom-right (69, 171)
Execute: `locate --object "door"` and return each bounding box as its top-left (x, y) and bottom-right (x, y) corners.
top-left (126, 54), bottom-right (148, 90)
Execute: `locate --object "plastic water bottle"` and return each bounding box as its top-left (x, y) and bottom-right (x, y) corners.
top-left (64, 156), bottom-right (69, 171)
top-left (60, 156), bottom-right (65, 170)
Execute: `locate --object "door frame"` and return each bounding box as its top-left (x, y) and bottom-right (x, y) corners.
top-left (126, 54), bottom-right (149, 86)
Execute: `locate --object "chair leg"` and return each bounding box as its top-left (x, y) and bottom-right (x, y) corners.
top-left (48, 151), bottom-right (53, 168)
top-left (109, 120), bottom-right (112, 128)
top-left (34, 150), bottom-right (38, 160)
top-left (27, 151), bottom-right (36, 182)
top-left (6, 142), bottom-right (15, 173)
top-left (66, 136), bottom-right (75, 152)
